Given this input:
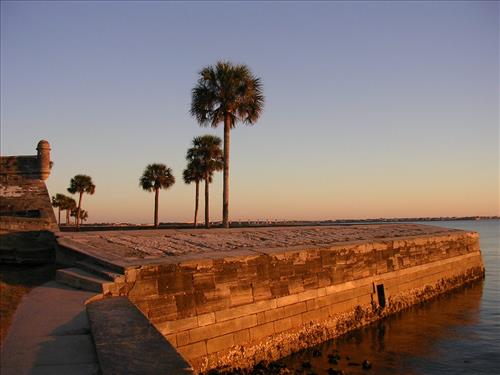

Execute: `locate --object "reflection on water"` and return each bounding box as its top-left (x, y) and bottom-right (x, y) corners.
top-left (282, 220), bottom-right (500, 375)
top-left (284, 282), bottom-right (483, 374)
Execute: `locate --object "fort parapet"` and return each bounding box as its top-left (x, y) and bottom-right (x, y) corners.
top-left (0, 140), bottom-right (57, 232)
top-left (56, 224), bottom-right (484, 372)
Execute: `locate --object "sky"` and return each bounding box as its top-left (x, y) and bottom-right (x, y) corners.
top-left (1, 1), bottom-right (498, 224)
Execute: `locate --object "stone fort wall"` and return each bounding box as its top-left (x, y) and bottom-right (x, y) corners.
top-left (0, 140), bottom-right (58, 232)
top-left (106, 230), bottom-right (483, 370)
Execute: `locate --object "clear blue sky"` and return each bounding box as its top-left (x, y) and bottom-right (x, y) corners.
top-left (1, 1), bottom-right (498, 223)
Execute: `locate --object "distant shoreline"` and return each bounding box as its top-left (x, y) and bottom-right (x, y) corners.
top-left (60, 216), bottom-right (499, 232)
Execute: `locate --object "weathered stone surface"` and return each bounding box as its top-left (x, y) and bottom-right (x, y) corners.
top-left (197, 312), bottom-right (215, 327)
top-left (86, 297), bottom-right (192, 374)
top-left (215, 299), bottom-right (276, 322)
top-left (177, 341), bottom-right (207, 359)
top-left (189, 314), bottom-right (258, 342)
top-left (58, 224), bottom-right (464, 261)
top-left (233, 328), bottom-right (250, 345)
top-left (249, 321), bottom-right (274, 340)
top-left (274, 317), bottom-right (293, 333)
top-left (276, 294), bottom-right (299, 307)
top-left (206, 333), bottom-right (234, 354)
top-left (159, 316), bottom-right (198, 335)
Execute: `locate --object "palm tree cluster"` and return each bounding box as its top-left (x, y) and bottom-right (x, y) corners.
top-left (52, 61), bottom-right (263, 230)
top-left (51, 193), bottom-right (76, 226)
top-left (140, 61), bottom-right (263, 229)
top-left (182, 159), bottom-right (203, 228)
top-left (67, 174), bottom-right (95, 230)
top-left (184, 135), bottom-right (223, 228)
top-left (139, 135), bottom-right (222, 230)
top-left (53, 174), bottom-right (95, 230)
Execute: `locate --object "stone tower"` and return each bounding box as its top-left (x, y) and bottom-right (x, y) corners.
top-left (36, 139), bottom-right (51, 180)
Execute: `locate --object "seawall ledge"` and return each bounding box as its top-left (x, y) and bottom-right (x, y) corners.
top-left (56, 223), bottom-right (484, 372)
top-left (56, 223), bottom-right (470, 270)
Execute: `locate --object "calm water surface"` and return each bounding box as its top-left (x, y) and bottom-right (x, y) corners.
top-left (282, 220), bottom-right (500, 374)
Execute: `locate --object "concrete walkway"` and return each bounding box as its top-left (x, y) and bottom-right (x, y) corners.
top-left (1, 281), bottom-right (100, 375)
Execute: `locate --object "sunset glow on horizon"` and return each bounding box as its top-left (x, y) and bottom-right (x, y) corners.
top-left (1, 1), bottom-right (498, 224)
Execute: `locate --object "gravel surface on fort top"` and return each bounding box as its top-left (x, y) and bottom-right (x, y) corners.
top-left (58, 224), bottom-right (462, 264)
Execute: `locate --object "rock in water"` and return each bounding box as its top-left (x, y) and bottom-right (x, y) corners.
top-left (362, 360), bottom-right (372, 370)
top-left (254, 360), bottom-right (266, 370)
top-left (328, 357), bottom-right (338, 365)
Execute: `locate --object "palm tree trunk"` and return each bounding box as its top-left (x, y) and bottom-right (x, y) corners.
top-left (205, 173), bottom-right (210, 229)
top-left (65, 209), bottom-right (69, 225)
top-left (77, 192), bottom-right (83, 230)
top-left (194, 181), bottom-right (199, 228)
top-left (57, 207), bottom-right (61, 226)
top-left (154, 188), bottom-right (159, 228)
top-left (222, 113), bottom-right (231, 228)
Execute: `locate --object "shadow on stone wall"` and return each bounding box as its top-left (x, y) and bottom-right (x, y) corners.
top-left (0, 231), bottom-right (56, 265)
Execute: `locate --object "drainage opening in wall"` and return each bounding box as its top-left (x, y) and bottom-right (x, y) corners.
top-left (376, 284), bottom-right (386, 308)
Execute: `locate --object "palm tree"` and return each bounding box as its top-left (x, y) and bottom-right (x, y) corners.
top-left (139, 164), bottom-right (175, 228)
top-left (62, 195), bottom-right (77, 226)
top-left (191, 61), bottom-right (264, 228)
top-left (183, 158), bottom-right (204, 228)
top-left (51, 193), bottom-right (66, 226)
top-left (67, 175), bottom-right (95, 230)
top-left (186, 135), bottom-right (223, 228)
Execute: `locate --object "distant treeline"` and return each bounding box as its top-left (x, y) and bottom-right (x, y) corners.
top-left (330, 216), bottom-right (499, 223)
top-left (60, 216), bottom-right (499, 232)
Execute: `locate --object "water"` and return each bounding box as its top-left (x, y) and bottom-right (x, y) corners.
top-left (282, 220), bottom-right (500, 374)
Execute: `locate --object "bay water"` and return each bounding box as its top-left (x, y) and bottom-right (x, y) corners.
top-left (282, 220), bottom-right (500, 374)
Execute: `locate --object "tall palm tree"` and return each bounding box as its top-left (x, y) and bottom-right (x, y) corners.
top-left (51, 193), bottom-right (66, 226)
top-left (139, 164), bottom-right (175, 228)
top-left (187, 135), bottom-right (223, 228)
top-left (191, 61), bottom-right (264, 228)
top-left (67, 175), bottom-right (95, 230)
top-left (183, 158), bottom-right (204, 228)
